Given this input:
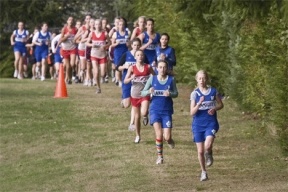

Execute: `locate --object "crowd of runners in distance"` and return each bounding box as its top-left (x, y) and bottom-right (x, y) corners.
top-left (10, 15), bottom-right (224, 182)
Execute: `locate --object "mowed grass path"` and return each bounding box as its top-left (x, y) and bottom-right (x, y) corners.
top-left (0, 78), bottom-right (287, 192)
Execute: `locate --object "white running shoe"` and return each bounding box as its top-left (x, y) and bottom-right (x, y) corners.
top-left (200, 171), bottom-right (208, 181)
top-left (88, 80), bottom-right (92, 87)
top-left (31, 76), bottom-right (36, 80)
top-left (156, 157), bottom-right (163, 164)
top-left (118, 81), bottom-right (122, 88)
top-left (134, 136), bottom-right (140, 143)
top-left (13, 70), bottom-right (18, 78)
top-left (104, 76), bottom-right (109, 83)
top-left (83, 80), bottom-right (88, 86)
top-left (128, 124), bottom-right (135, 131)
top-left (23, 72), bottom-right (28, 78)
top-left (41, 76), bottom-right (45, 81)
top-left (112, 77), bottom-right (116, 82)
top-left (17, 74), bottom-right (23, 80)
top-left (93, 79), bottom-right (97, 86)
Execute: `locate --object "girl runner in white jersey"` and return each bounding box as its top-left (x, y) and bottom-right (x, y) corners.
top-left (86, 19), bottom-right (110, 93)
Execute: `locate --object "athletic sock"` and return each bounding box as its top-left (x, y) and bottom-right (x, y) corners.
top-left (156, 139), bottom-right (163, 158)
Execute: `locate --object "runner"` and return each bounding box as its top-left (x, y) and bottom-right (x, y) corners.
top-left (155, 33), bottom-right (176, 75)
top-left (60, 16), bottom-right (78, 84)
top-left (138, 18), bottom-right (160, 72)
top-left (74, 15), bottom-right (91, 84)
top-left (124, 49), bottom-right (155, 143)
top-left (86, 19), bottom-right (110, 93)
top-left (190, 70), bottom-right (224, 181)
top-left (25, 27), bottom-right (38, 79)
top-left (117, 38), bottom-right (149, 131)
top-left (10, 21), bottom-right (29, 79)
top-left (32, 22), bottom-right (51, 81)
top-left (110, 18), bottom-right (130, 87)
top-left (51, 31), bottom-right (63, 78)
top-left (141, 60), bottom-right (178, 164)
top-left (130, 16), bottom-right (146, 40)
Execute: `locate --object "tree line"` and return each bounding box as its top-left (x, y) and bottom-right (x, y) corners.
top-left (0, 0), bottom-right (287, 154)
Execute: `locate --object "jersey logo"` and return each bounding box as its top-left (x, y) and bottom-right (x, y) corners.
top-left (166, 121), bottom-right (171, 128)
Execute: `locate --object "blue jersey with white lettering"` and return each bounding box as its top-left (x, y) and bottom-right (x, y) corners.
top-left (191, 87), bottom-right (219, 132)
top-left (143, 32), bottom-right (160, 65)
top-left (14, 29), bottom-right (29, 47)
top-left (150, 75), bottom-right (174, 114)
top-left (35, 31), bottom-right (51, 50)
top-left (114, 30), bottom-right (129, 65)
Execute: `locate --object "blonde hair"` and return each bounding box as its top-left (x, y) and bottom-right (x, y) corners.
top-left (195, 70), bottom-right (210, 82)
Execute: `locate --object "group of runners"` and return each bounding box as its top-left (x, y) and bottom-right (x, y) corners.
top-left (10, 15), bottom-right (224, 181)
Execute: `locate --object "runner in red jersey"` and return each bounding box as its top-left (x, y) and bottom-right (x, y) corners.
top-left (86, 19), bottom-right (110, 93)
top-left (124, 49), bottom-right (155, 143)
top-left (60, 16), bottom-right (77, 84)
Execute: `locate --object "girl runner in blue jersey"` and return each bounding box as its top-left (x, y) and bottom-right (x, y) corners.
top-left (141, 60), bottom-right (178, 164)
top-left (10, 21), bottom-right (29, 79)
top-left (138, 18), bottom-right (160, 71)
top-left (155, 33), bottom-right (176, 75)
top-left (111, 18), bottom-right (130, 87)
top-left (190, 70), bottom-right (224, 181)
top-left (32, 22), bottom-right (51, 81)
top-left (116, 38), bottom-right (149, 131)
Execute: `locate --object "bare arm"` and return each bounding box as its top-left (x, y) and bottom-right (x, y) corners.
top-left (124, 66), bottom-right (135, 84)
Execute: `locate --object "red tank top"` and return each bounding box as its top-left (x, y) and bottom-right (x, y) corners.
top-left (91, 31), bottom-right (106, 45)
top-left (133, 64), bottom-right (150, 76)
top-left (62, 26), bottom-right (77, 50)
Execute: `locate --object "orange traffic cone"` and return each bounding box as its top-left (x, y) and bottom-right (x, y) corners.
top-left (54, 64), bottom-right (68, 98)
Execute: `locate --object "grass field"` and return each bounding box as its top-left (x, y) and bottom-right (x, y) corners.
top-left (0, 78), bottom-right (287, 192)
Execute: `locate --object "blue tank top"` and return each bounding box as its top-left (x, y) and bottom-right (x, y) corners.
top-left (150, 75), bottom-right (174, 114)
top-left (143, 32), bottom-right (160, 64)
top-left (37, 31), bottom-right (51, 49)
top-left (114, 30), bottom-right (129, 55)
top-left (155, 46), bottom-right (174, 70)
top-left (122, 51), bottom-right (136, 82)
top-left (192, 87), bottom-right (219, 128)
top-left (14, 30), bottom-right (28, 47)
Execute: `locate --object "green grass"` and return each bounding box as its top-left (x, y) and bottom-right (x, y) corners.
top-left (0, 78), bottom-right (287, 192)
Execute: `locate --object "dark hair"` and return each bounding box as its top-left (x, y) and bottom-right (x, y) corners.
top-left (161, 33), bottom-right (170, 41)
top-left (131, 38), bottom-right (141, 45)
top-left (146, 18), bottom-right (155, 24)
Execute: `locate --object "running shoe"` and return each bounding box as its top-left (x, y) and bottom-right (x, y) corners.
top-left (142, 116), bottom-right (148, 126)
top-left (23, 72), bottom-right (28, 78)
top-left (118, 81), bottom-right (122, 88)
top-left (200, 171), bottom-right (208, 181)
top-left (156, 157), bottom-right (163, 164)
top-left (205, 151), bottom-right (214, 167)
top-left (41, 76), bottom-right (45, 81)
top-left (17, 74), bottom-right (23, 80)
top-left (96, 88), bottom-right (101, 94)
top-left (128, 124), bottom-right (135, 131)
top-left (93, 79), bottom-right (97, 86)
top-left (88, 80), bottom-right (92, 87)
top-left (134, 136), bottom-right (140, 143)
top-left (105, 76), bottom-right (109, 83)
top-left (13, 70), bottom-right (18, 78)
top-left (31, 76), bottom-right (35, 80)
top-left (167, 139), bottom-right (175, 149)
top-left (112, 77), bottom-right (116, 82)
